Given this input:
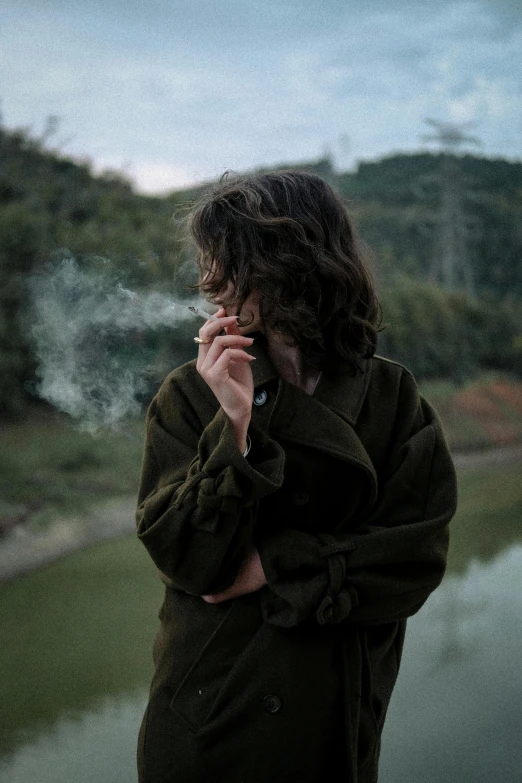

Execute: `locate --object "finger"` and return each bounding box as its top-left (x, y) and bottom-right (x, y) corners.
top-left (196, 317), bottom-right (239, 358)
top-left (201, 592), bottom-right (231, 603)
top-left (202, 334), bottom-right (254, 366)
top-left (206, 348), bottom-right (255, 379)
top-left (210, 334), bottom-right (254, 348)
top-left (199, 314), bottom-right (239, 341)
top-left (195, 314), bottom-right (240, 363)
top-left (225, 316), bottom-right (241, 337)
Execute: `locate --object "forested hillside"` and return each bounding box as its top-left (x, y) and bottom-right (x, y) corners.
top-left (338, 153), bottom-right (522, 298)
top-left (1, 121), bottom-right (521, 416)
top-left (0, 123), bottom-right (196, 415)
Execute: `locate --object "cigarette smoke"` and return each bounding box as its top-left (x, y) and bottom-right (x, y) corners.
top-left (28, 255), bottom-right (199, 433)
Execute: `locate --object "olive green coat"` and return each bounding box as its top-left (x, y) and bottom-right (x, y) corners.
top-left (136, 334), bottom-right (457, 783)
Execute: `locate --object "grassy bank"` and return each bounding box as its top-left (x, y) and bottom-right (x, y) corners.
top-left (0, 410), bottom-right (145, 534)
top-left (0, 534), bottom-right (161, 755)
top-left (419, 372), bottom-right (522, 450)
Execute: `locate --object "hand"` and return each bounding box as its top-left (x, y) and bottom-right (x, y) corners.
top-left (201, 546), bottom-right (267, 603)
top-left (196, 307), bottom-right (255, 448)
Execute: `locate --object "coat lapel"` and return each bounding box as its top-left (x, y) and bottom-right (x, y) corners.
top-left (250, 336), bottom-right (378, 509)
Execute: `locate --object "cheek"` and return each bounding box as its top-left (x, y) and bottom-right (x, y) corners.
top-left (214, 281), bottom-right (237, 308)
top-left (223, 301), bottom-right (238, 318)
top-left (223, 283), bottom-right (237, 303)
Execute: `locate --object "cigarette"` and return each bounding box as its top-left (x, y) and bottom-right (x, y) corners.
top-left (188, 305), bottom-right (219, 322)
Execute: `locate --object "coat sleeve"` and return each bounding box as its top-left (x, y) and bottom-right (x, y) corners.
top-left (136, 370), bottom-right (285, 595)
top-left (255, 369), bottom-right (458, 627)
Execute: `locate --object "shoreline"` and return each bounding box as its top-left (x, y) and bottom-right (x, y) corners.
top-left (0, 496), bottom-right (137, 585)
top-left (2, 442), bottom-right (522, 584)
top-left (451, 442), bottom-right (522, 471)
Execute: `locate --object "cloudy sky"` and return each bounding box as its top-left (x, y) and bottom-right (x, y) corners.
top-left (1, 0), bottom-right (521, 193)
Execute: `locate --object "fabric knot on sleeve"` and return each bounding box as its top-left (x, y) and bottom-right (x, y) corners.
top-left (197, 492), bottom-right (239, 513)
top-left (190, 476), bottom-right (240, 530)
top-left (315, 587), bottom-right (354, 625)
top-left (190, 469), bottom-right (253, 531)
top-left (315, 534), bottom-right (357, 624)
top-left (198, 476), bottom-right (217, 499)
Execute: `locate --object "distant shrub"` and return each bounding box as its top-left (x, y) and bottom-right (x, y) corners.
top-left (378, 280), bottom-right (521, 381)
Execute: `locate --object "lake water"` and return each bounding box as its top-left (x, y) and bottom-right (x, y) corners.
top-left (1, 463), bottom-right (521, 782)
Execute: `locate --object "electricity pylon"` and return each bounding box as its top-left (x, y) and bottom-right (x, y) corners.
top-left (421, 119), bottom-right (481, 296)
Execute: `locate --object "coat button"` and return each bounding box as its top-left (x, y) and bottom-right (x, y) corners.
top-left (263, 694), bottom-right (282, 713)
top-left (253, 389), bottom-right (268, 406)
top-left (291, 490), bottom-right (309, 506)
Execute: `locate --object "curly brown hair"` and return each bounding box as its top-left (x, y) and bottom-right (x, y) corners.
top-left (189, 169), bottom-right (381, 375)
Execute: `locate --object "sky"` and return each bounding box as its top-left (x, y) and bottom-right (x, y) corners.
top-left (1, 0), bottom-right (521, 194)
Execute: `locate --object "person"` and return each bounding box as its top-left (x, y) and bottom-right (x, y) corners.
top-left (135, 170), bottom-right (458, 783)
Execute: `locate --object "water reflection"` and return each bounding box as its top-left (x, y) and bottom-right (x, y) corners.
top-left (380, 544), bottom-right (522, 783)
top-left (2, 543), bottom-right (521, 783)
top-left (0, 691), bottom-right (147, 783)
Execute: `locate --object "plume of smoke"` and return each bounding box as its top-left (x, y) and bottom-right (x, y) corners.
top-left (28, 255), bottom-right (198, 433)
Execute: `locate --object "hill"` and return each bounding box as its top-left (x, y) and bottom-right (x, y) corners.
top-left (1, 121), bottom-right (521, 415)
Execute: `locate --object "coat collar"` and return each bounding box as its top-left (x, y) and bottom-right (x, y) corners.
top-left (249, 334), bottom-right (378, 508)
top-left (249, 333), bottom-right (371, 426)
